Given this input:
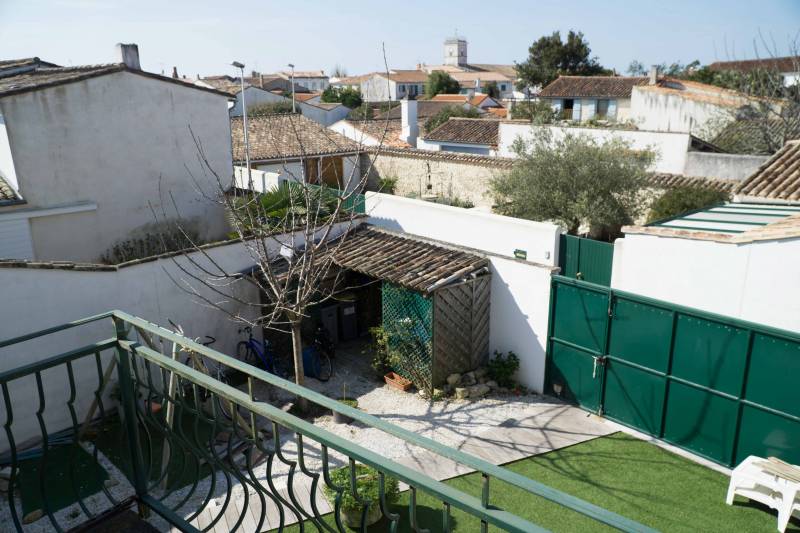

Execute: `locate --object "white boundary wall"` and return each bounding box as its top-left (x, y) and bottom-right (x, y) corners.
top-left (611, 234), bottom-right (800, 332)
top-left (365, 192), bottom-right (560, 392)
top-left (365, 193), bottom-right (560, 266)
top-left (498, 123), bottom-right (692, 174)
top-left (0, 222), bottom-right (353, 451)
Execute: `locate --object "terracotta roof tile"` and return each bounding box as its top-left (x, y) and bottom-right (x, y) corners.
top-left (539, 76), bottom-right (649, 98)
top-left (376, 101), bottom-right (477, 120)
top-left (736, 140), bottom-right (800, 201)
top-left (0, 174), bottom-right (23, 204)
top-left (231, 113), bottom-right (360, 162)
top-left (365, 146), bottom-right (514, 168)
top-left (709, 57), bottom-right (799, 74)
top-left (424, 118), bottom-right (499, 146)
top-left (647, 173), bottom-right (738, 193)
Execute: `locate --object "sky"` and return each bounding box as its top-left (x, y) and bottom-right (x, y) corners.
top-left (1, 0), bottom-right (798, 78)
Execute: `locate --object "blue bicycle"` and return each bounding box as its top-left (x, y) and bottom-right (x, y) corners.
top-left (236, 326), bottom-right (332, 381)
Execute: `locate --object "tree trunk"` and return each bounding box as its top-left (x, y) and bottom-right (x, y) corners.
top-left (290, 322), bottom-right (308, 412)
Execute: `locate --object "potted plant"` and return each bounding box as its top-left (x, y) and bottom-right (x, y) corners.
top-left (323, 464), bottom-right (399, 528)
top-left (334, 383), bottom-right (358, 424)
top-left (383, 371), bottom-right (413, 392)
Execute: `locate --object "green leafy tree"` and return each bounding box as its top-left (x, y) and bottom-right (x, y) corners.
top-left (423, 105), bottom-right (481, 133)
top-left (484, 81), bottom-right (500, 99)
top-left (348, 103), bottom-right (373, 120)
top-left (510, 100), bottom-right (557, 123)
top-left (647, 186), bottom-right (731, 223)
top-left (321, 86), bottom-right (363, 108)
top-left (425, 71), bottom-right (461, 97)
top-left (491, 131), bottom-right (654, 238)
top-left (248, 101), bottom-right (297, 116)
top-left (515, 30), bottom-right (609, 89)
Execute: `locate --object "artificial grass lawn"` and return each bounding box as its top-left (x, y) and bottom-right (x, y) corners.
top-left (277, 432), bottom-right (798, 532)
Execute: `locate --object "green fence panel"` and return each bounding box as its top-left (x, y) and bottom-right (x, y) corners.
top-left (549, 343), bottom-right (601, 411)
top-left (662, 382), bottom-right (738, 465)
top-left (671, 316), bottom-right (749, 396)
top-left (737, 406), bottom-right (800, 465)
top-left (608, 298), bottom-right (672, 373)
top-left (558, 235), bottom-right (614, 286)
top-left (551, 282), bottom-right (608, 354)
top-left (381, 281), bottom-right (433, 391)
top-left (546, 275), bottom-right (800, 467)
top-left (603, 361), bottom-right (665, 436)
top-left (745, 333), bottom-right (800, 417)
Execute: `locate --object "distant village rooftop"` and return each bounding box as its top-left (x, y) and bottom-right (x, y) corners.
top-left (230, 113), bottom-right (359, 163)
top-left (539, 75), bottom-right (650, 98)
top-left (424, 117), bottom-right (500, 147)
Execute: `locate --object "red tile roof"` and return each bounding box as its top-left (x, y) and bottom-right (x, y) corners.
top-left (736, 140), bottom-right (800, 202)
top-left (539, 76), bottom-right (649, 98)
top-left (709, 57), bottom-right (799, 74)
top-left (424, 118), bottom-right (499, 147)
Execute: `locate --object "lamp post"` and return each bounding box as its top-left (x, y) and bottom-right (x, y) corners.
top-left (287, 63), bottom-right (296, 113)
top-left (232, 60), bottom-right (252, 188)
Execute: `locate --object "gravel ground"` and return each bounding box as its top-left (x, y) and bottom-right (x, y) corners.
top-left (2, 339), bottom-right (549, 531)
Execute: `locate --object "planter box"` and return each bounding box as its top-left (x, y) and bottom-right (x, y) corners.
top-left (384, 372), bottom-right (413, 391)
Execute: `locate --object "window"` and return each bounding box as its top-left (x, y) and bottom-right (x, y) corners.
top-left (562, 98), bottom-right (574, 120)
top-left (399, 84), bottom-right (406, 93)
top-left (410, 84), bottom-right (418, 96)
top-left (596, 99), bottom-right (609, 118)
top-left (500, 84), bottom-right (507, 92)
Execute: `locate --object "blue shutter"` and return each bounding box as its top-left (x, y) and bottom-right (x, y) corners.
top-left (608, 99), bottom-right (618, 120)
top-left (572, 100), bottom-right (582, 120)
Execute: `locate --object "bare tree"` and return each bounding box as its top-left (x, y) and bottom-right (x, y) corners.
top-left (702, 34), bottom-right (800, 154)
top-left (154, 47), bottom-right (399, 411)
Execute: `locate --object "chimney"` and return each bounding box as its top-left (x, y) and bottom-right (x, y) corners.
top-left (401, 97), bottom-right (419, 148)
top-left (649, 65), bottom-right (658, 85)
top-left (260, 73), bottom-right (264, 88)
top-left (171, 66), bottom-right (179, 79)
top-left (474, 78), bottom-right (481, 94)
top-left (116, 43), bottom-right (140, 70)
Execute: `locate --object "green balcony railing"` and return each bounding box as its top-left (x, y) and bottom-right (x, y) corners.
top-left (0, 311), bottom-right (655, 532)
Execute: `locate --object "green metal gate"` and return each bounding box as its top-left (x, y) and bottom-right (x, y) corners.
top-left (558, 235), bottom-right (614, 286)
top-left (546, 275), bottom-right (800, 467)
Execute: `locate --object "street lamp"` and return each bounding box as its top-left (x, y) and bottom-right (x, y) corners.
top-left (287, 63), bottom-right (296, 113)
top-left (232, 60), bottom-right (252, 188)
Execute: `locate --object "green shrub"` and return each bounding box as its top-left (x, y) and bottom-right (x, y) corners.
top-left (338, 398), bottom-right (358, 409)
top-left (321, 86), bottom-right (363, 108)
top-left (248, 101), bottom-right (297, 116)
top-left (378, 176), bottom-right (398, 194)
top-left (487, 350), bottom-right (520, 388)
top-left (647, 186), bottom-right (730, 224)
top-left (369, 326), bottom-right (392, 378)
top-left (322, 464), bottom-right (399, 513)
top-left (511, 100), bottom-right (557, 123)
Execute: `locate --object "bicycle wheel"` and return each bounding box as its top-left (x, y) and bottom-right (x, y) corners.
top-left (316, 353), bottom-right (333, 382)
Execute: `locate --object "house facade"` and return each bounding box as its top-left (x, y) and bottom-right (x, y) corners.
top-left (538, 75), bottom-right (651, 122)
top-left (277, 70), bottom-right (329, 91)
top-left (418, 117), bottom-right (499, 156)
top-left (709, 57), bottom-right (800, 88)
top-left (231, 113), bottom-right (362, 191)
top-left (0, 45), bottom-right (233, 262)
top-left (360, 70), bottom-right (428, 102)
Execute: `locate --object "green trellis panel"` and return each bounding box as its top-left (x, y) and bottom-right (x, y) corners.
top-left (546, 275), bottom-right (800, 467)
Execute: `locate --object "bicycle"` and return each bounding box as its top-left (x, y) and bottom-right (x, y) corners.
top-left (237, 326), bottom-right (333, 382)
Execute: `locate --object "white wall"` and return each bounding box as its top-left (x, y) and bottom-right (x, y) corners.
top-left (0, 71), bottom-right (233, 262)
top-left (498, 123), bottom-right (692, 174)
top-left (0, 113), bottom-right (19, 192)
top-left (329, 119), bottom-right (381, 146)
top-left (489, 257), bottom-right (553, 391)
top-left (234, 166), bottom-right (283, 192)
top-left (298, 102), bottom-right (350, 127)
top-left (365, 192), bottom-right (560, 265)
top-left (683, 152), bottom-right (769, 181)
top-left (230, 86), bottom-right (286, 116)
top-left (0, 220), bottom-right (355, 452)
top-left (611, 233), bottom-right (800, 333)
top-left (0, 217), bottom-right (33, 259)
top-left (361, 75), bottom-right (394, 102)
top-left (256, 160), bottom-right (305, 183)
top-left (630, 87), bottom-right (731, 135)
top-left (365, 192), bottom-right (559, 391)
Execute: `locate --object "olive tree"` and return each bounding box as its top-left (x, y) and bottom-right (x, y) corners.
top-left (491, 130), bottom-right (655, 239)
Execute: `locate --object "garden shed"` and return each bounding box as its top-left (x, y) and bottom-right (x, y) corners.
top-left (331, 225), bottom-right (491, 392)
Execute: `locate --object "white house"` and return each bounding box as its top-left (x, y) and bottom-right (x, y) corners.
top-left (418, 118), bottom-right (500, 156)
top-left (0, 44), bottom-right (233, 263)
top-left (277, 70), bottom-right (329, 92)
top-left (231, 113), bottom-right (362, 191)
top-left (538, 74), bottom-right (651, 122)
top-left (361, 70), bottom-right (428, 102)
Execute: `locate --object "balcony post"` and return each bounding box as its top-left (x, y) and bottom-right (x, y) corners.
top-left (113, 315), bottom-right (150, 517)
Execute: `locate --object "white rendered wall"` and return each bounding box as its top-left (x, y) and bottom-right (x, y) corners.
top-left (298, 102), bottom-right (350, 127)
top-left (0, 71), bottom-right (232, 262)
top-left (365, 192), bottom-right (560, 265)
top-left (498, 123), bottom-right (692, 174)
top-left (365, 192), bottom-right (559, 391)
top-left (329, 120), bottom-right (380, 146)
top-left (0, 113), bottom-right (19, 192)
top-left (234, 166), bottom-right (283, 191)
top-left (611, 233), bottom-right (800, 333)
top-left (629, 87), bottom-right (731, 135)
top-left (230, 86), bottom-right (286, 116)
top-left (256, 160), bottom-right (305, 183)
